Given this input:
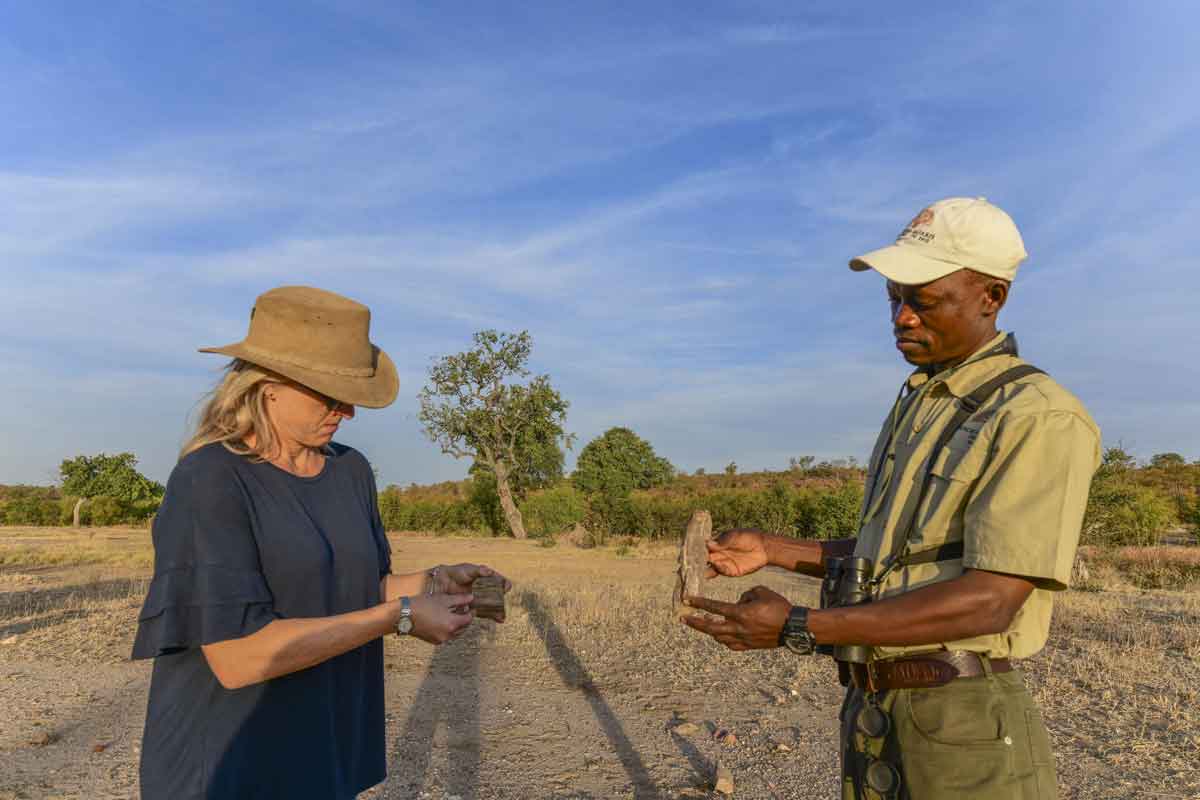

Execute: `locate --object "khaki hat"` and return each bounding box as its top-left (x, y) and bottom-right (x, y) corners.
top-left (849, 196), bottom-right (1027, 285)
top-left (200, 286), bottom-right (399, 408)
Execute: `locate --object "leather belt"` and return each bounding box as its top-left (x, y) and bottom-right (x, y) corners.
top-left (848, 651), bottom-right (1012, 692)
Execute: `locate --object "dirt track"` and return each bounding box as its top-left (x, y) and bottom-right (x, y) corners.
top-left (1, 533), bottom-right (1197, 799)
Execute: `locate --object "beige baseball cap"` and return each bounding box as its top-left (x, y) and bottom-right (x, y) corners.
top-left (849, 196), bottom-right (1027, 285)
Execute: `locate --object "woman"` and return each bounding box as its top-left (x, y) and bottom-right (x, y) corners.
top-left (132, 286), bottom-right (508, 799)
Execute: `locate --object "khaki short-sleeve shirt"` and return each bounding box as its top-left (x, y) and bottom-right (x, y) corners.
top-left (855, 332), bottom-right (1101, 660)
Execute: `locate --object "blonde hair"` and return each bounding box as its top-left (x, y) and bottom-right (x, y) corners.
top-left (181, 359), bottom-right (284, 461)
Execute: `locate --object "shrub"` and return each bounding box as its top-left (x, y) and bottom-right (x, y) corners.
top-left (2, 489), bottom-right (60, 525)
top-left (574, 479), bottom-right (864, 541)
top-left (519, 484), bottom-right (586, 538)
top-left (467, 474), bottom-right (505, 535)
top-left (88, 495), bottom-right (132, 526)
top-left (796, 481), bottom-right (865, 539)
top-left (1082, 478), bottom-right (1176, 547)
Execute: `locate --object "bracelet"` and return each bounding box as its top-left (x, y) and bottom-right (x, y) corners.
top-left (426, 566), bottom-right (440, 595)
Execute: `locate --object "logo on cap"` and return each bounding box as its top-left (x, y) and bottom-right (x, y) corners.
top-left (900, 207), bottom-right (936, 244)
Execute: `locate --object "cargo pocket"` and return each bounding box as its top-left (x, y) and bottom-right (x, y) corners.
top-left (896, 686), bottom-right (1018, 799)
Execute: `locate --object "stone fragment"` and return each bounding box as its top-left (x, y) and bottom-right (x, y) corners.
top-left (714, 762), bottom-right (735, 795)
top-left (470, 575), bottom-right (506, 622)
top-left (714, 729), bottom-right (738, 746)
top-left (671, 722), bottom-right (701, 736)
top-left (673, 510), bottom-right (712, 618)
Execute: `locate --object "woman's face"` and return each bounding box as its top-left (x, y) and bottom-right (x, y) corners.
top-left (265, 381), bottom-right (355, 450)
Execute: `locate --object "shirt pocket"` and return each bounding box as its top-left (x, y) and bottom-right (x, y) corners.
top-left (912, 437), bottom-right (987, 547)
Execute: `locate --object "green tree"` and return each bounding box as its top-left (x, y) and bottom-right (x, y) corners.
top-left (788, 455), bottom-right (816, 473)
top-left (418, 330), bottom-right (572, 539)
top-left (1098, 446), bottom-right (1137, 476)
top-left (59, 452), bottom-right (164, 526)
top-left (572, 427), bottom-right (674, 496)
top-left (1149, 452), bottom-right (1186, 468)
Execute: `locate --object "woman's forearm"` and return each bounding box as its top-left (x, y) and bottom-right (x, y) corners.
top-left (381, 569), bottom-right (429, 602)
top-left (202, 602), bottom-right (400, 690)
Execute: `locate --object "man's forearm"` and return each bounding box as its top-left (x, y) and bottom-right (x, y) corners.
top-left (765, 535), bottom-right (856, 577)
top-left (805, 569), bottom-right (1034, 648)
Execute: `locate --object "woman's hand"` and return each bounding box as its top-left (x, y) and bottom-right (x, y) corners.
top-left (706, 529), bottom-right (770, 578)
top-left (407, 593), bottom-right (475, 645)
top-left (432, 563), bottom-right (513, 595)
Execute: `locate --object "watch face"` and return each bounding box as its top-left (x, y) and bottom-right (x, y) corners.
top-left (784, 633), bottom-right (815, 655)
top-left (398, 617), bottom-right (414, 635)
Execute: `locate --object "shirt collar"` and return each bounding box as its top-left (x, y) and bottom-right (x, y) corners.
top-left (904, 331), bottom-right (1016, 397)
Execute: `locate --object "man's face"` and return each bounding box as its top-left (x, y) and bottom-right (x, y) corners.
top-left (887, 270), bottom-right (1006, 369)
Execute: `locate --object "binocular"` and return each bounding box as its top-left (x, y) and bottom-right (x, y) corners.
top-left (817, 555), bottom-right (874, 665)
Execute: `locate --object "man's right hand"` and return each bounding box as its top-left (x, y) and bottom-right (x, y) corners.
top-left (408, 593), bottom-right (475, 644)
top-left (706, 529), bottom-right (770, 577)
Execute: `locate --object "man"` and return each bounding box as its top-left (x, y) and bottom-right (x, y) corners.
top-left (682, 197), bottom-right (1100, 799)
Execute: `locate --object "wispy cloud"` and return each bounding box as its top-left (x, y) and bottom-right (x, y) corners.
top-left (2, 3), bottom-right (1199, 485)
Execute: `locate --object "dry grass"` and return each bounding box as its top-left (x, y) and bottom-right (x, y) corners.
top-left (0, 526), bottom-right (154, 571)
top-left (1, 528), bottom-right (1198, 798)
top-left (1078, 545), bottom-right (1200, 591)
top-left (1023, 589), bottom-right (1200, 795)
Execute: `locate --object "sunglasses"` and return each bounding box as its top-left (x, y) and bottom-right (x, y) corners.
top-left (282, 381), bottom-right (351, 414)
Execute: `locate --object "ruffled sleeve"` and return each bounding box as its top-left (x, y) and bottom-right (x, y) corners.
top-left (366, 464), bottom-right (392, 578)
top-left (131, 451), bottom-right (278, 659)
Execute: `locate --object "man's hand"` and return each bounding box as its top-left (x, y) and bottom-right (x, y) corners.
top-left (681, 586), bottom-right (791, 651)
top-left (433, 563), bottom-right (513, 595)
top-left (705, 530), bottom-right (770, 578)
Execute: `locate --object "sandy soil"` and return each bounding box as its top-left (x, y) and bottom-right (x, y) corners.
top-left (1, 532), bottom-right (1197, 799)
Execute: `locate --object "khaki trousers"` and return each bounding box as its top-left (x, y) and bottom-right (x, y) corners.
top-left (840, 669), bottom-right (1057, 799)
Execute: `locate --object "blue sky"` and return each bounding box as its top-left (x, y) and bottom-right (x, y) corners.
top-left (3, 1), bottom-right (1198, 487)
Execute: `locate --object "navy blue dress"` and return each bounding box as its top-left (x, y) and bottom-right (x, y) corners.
top-left (132, 442), bottom-right (393, 799)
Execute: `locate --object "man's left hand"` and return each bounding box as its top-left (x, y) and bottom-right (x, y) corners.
top-left (434, 563), bottom-right (512, 595)
top-left (681, 586), bottom-right (791, 651)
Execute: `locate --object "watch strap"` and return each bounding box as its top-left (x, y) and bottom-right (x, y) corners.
top-left (396, 596), bottom-right (414, 636)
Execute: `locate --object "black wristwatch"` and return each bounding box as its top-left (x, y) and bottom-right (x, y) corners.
top-left (779, 606), bottom-right (817, 655)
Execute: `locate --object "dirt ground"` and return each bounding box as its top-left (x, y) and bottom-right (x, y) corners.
top-left (1, 529), bottom-right (1197, 799)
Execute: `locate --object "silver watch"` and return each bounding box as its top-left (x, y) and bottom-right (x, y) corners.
top-left (396, 596), bottom-right (414, 636)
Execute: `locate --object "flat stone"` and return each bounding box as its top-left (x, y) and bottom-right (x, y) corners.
top-left (28, 731), bottom-right (56, 747)
top-left (714, 763), bottom-right (735, 795)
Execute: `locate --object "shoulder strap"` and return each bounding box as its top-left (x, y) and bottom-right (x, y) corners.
top-left (874, 363), bottom-right (1046, 582)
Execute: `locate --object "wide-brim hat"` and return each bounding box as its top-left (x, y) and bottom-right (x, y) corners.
top-left (200, 286), bottom-right (399, 409)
